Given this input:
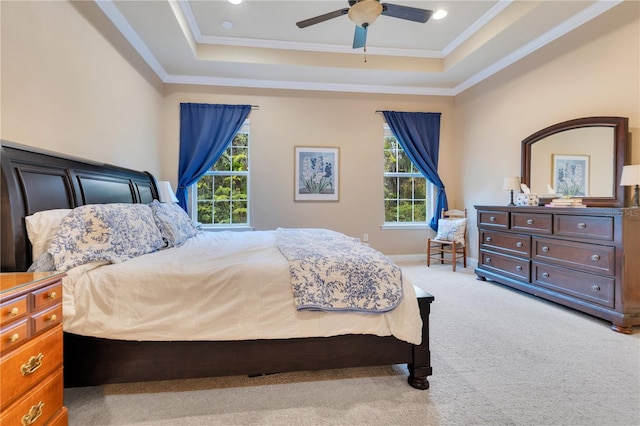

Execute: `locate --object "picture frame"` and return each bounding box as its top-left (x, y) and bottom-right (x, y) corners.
top-left (552, 154), bottom-right (589, 197)
top-left (294, 146), bottom-right (339, 201)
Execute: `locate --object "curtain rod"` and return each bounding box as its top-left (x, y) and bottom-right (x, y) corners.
top-left (251, 105), bottom-right (259, 110)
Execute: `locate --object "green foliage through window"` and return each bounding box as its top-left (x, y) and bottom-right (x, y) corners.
top-left (194, 121), bottom-right (250, 226)
top-left (383, 126), bottom-right (432, 223)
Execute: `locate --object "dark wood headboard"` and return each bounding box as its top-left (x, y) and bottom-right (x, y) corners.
top-left (1, 143), bottom-right (159, 272)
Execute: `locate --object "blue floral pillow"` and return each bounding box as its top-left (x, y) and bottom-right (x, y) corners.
top-left (148, 200), bottom-right (199, 248)
top-left (48, 204), bottom-right (165, 272)
top-left (435, 218), bottom-right (466, 244)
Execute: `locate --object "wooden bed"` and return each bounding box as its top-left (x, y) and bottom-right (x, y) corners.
top-left (0, 143), bottom-right (434, 389)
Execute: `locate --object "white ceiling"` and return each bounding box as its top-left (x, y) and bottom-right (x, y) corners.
top-left (98, 0), bottom-right (622, 96)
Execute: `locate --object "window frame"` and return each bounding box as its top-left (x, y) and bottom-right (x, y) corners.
top-left (190, 120), bottom-right (252, 231)
top-left (382, 125), bottom-right (435, 229)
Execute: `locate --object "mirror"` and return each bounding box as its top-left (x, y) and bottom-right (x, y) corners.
top-left (521, 116), bottom-right (628, 207)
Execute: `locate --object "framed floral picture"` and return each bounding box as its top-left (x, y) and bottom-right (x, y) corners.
top-left (294, 146), bottom-right (339, 201)
top-left (552, 154), bottom-right (589, 197)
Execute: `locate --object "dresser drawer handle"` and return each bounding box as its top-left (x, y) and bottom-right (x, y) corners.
top-left (541, 246), bottom-right (549, 252)
top-left (10, 333), bottom-right (20, 343)
top-left (21, 401), bottom-right (44, 426)
top-left (489, 216), bottom-right (496, 222)
top-left (592, 285), bottom-right (601, 292)
top-left (516, 242), bottom-right (523, 248)
top-left (10, 307), bottom-right (19, 316)
top-left (486, 257), bottom-right (491, 263)
top-left (49, 314), bottom-right (57, 322)
top-left (591, 254), bottom-right (600, 261)
top-left (20, 353), bottom-right (44, 376)
top-left (578, 223), bottom-right (587, 229)
top-left (48, 291), bottom-right (57, 300)
top-left (542, 272), bottom-right (550, 278)
top-left (526, 219), bottom-right (534, 225)
top-left (486, 236), bottom-right (492, 242)
top-left (515, 265), bottom-right (522, 271)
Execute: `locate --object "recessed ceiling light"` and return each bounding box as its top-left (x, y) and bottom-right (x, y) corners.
top-left (222, 20), bottom-right (233, 29)
top-left (228, 0), bottom-right (242, 5)
top-left (433, 10), bottom-right (448, 20)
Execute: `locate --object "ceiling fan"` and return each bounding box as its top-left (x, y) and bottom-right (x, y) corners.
top-left (296, 0), bottom-right (432, 50)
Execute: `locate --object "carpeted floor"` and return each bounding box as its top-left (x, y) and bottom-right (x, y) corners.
top-left (64, 262), bottom-right (640, 426)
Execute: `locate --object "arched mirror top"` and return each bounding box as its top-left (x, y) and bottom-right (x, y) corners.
top-left (521, 116), bottom-right (628, 207)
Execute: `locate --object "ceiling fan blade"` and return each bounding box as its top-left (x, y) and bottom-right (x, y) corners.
top-left (381, 3), bottom-right (432, 23)
top-left (296, 8), bottom-right (350, 28)
top-left (353, 25), bottom-right (367, 49)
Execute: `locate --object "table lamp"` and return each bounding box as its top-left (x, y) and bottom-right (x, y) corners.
top-left (620, 165), bottom-right (640, 208)
top-left (503, 177), bottom-right (521, 206)
top-left (157, 181), bottom-right (179, 203)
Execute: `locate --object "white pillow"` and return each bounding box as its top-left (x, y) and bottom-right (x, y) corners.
top-left (435, 218), bottom-right (466, 244)
top-left (25, 209), bottom-right (73, 259)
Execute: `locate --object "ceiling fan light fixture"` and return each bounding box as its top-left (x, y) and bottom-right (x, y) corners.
top-left (348, 0), bottom-right (383, 28)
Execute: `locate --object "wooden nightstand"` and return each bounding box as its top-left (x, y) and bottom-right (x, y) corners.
top-left (0, 272), bottom-right (68, 426)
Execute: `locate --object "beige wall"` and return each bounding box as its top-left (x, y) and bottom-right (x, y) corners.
top-left (455, 1), bottom-right (640, 258)
top-left (0, 0), bottom-right (164, 173)
top-left (160, 86), bottom-right (455, 254)
top-left (2, 1), bottom-right (638, 258)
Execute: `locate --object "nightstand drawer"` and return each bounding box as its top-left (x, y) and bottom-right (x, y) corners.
top-left (32, 304), bottom-right (63, 335)
top-left (533, 238), bottom-right (615, 276)
top-left (0, 368), bottom-right (64, 426)
top-left (1, 319), bottom-right (28, 354)
top-left (480, 230), bottom-right (531, 257)
top-left (0, 295), bottom-right (28, 328)
top-left (32, 282), bottom-right (62, 311)
top-left (533, 262), bottom-right (615, 308)
top-left (512, 212), bottom-right (553, 234)
top-left (0, 326), bottom-right (63, 410)
top-left (555, 214), bottom-right (614, 241)
top-left (480, 250), bottom-right (530, 282)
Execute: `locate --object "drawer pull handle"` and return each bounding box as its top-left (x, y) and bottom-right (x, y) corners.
top-left (591, 254), bottom-right (600, 261)
top-left (21, 401), bottom-right (44, 426)
top-left (20, 353), bottom-right (44, 376)
top-left (592, 285), bottom-right (601, 292)
top-left (10, 333), bottom-right (20, 342)
top-left (526, 219), bottom-right (534, 225)
top-left (515, 265), bottom-right (522, 271)
top-left (541, 246), bottom-right (549, 252)
top-left (48, 291), bottom-right (57, 299)
top-left (49, 314), bottom-right (57, 322)
top-left (578, 223), bottom-right (587, 229)
top-left (486, 257), bottom-right (491, 263)
top-left (516, 242), bottom-right (523, 248)
top-left (489, 216), bottom-right (496, 222)
top-left (10, 307), bottom-right (19, 316)
top-left (542, 272), bottom-right (550, 278)
top-left (486, 236), bottom-right (492, 242)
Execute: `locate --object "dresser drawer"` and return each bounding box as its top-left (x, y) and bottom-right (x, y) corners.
top-left (533, 238), bottom-right (615, 276)
top-left (511, 212), bottom-right (553, 234)
top-left (0, 326), bottom-right (63, 410)
top-left (533, 262), bottom-right (615, 308)
top-left (1, 295), bottom-right (28, 328)
top-left (480, 230), bottom-right (531, 257)
top-left (1, 319), bottom-right (28, 354)
top-left (478, 211), bottom-right (509, 229)
top-left (479, 250), bottom-right (530, 282)
top-left (32, 281), bottom-right (62, 311)
top-left (555, 214), bottom-right (614, 241)
top-left (0, 368), bottom-right (64, 426)
top-left (32, 304), bottom-right (63, 336)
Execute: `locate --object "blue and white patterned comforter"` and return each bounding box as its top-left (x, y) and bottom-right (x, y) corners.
top-left (276, 228), bottom-right (403, 313)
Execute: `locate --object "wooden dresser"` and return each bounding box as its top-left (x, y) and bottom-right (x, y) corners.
top-left (0, 272), bottom-right (67, 426)
top-left (475, 206), bottom-right (640, 333)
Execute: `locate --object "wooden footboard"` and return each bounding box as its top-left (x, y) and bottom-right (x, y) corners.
top-left (64, 289), bottom-right (434, 389)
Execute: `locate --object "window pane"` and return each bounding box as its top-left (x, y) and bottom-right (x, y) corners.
top-left (232, 176), bottom-right (247, 198)
top-left (231, 147), bottom-right (248, 171)
top-left (414, 200), bottom-right (427, 222)
top-left (398, 177), bottom-right (413, 199)
top-left (213, 176), bottom-right (231, 201)
top-left (414, 178), bottom-right (426, 199)
top-left (197, 175), bottom-right (213, 200)
top-left (213, 201), bottom-right (231, 224)
top-left (384, 177), bottom-right (398, 198)
top-left (197, 201), bottom-right (213, 224)
top-left (212, 151), bottom-right (231, 172)
top-left (232, 201), bottom-right (247, 223)
top-left (384, 200), bottom-right (397, 222)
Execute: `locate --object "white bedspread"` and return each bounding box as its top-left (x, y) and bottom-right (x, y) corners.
top-left (62, 231), bottom-right (422, 345)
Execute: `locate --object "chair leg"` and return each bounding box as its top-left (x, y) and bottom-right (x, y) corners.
top-left (452, 242), bottom-right (457, 272)
top-left (426, 240), bottom-right (431, 266)
top-left (439, 245), bottom-right (444, 264)
top-left (463, 246), bottom-right (467, 268)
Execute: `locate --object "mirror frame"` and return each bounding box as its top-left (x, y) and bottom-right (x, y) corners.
top-left (521, 116), bottom-right (628, 208)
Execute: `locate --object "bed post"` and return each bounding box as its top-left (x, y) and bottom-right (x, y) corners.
top-left (408, 287), bottom-right (434, 389)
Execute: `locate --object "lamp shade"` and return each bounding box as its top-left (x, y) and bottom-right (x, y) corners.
top-left (157, 181), bottom-right (178, 203)
top-left (620, 165), bottom-right (640, 186)
top-left (503, 177), bottom-right (521, 191)
top-left (348, 0), bottom-right (383, 27)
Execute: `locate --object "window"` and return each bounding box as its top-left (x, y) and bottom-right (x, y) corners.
top-left (383, 125), bottom-right (434, 224)
top-left (192, 120), bottom-right (250, 227)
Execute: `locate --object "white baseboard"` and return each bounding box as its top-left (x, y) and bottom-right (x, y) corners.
top-left (388, 254), bottom-right (478, 269)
